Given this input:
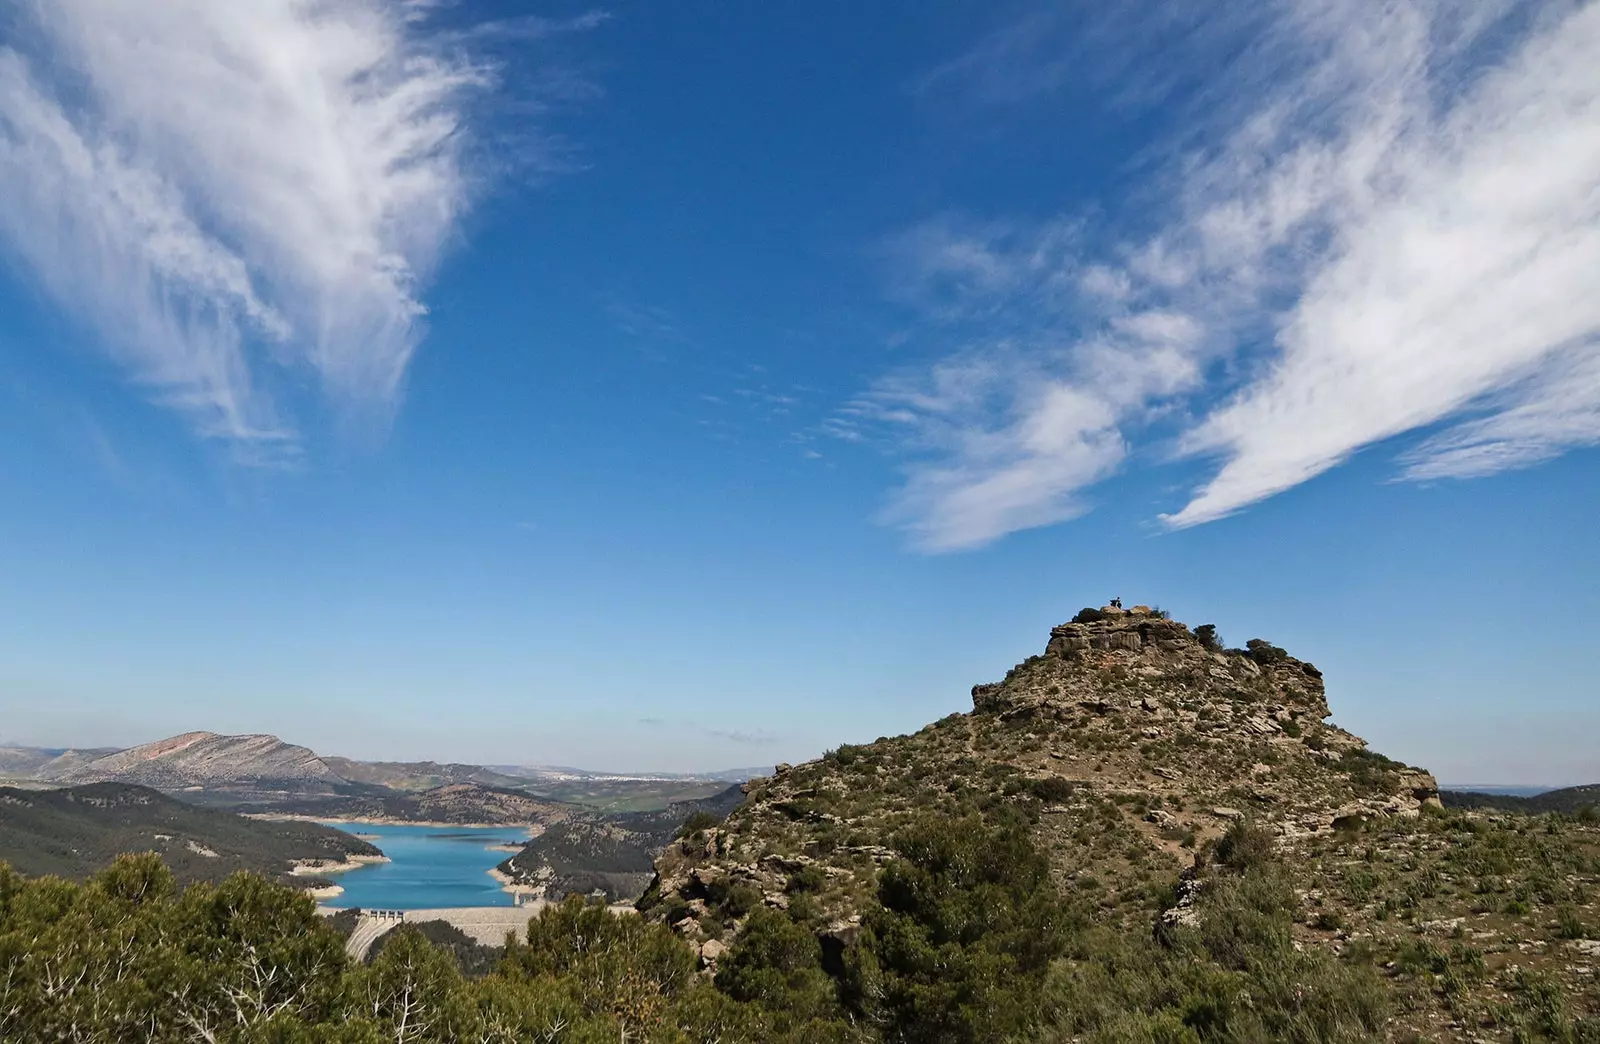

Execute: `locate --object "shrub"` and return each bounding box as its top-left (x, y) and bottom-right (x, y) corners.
top-left (844, 812), bottom-right (1069, 1043)
top-left (1244, 638), bottom-right (1289, 665)
top-left (1072, 607), bottom-right (1107, 624)
top-left (1194, 623), bottom-right (1223, 652)
top-left (719, 884), bottom-right (763, 918)
top-left (1028, 776), bottom-right (1078, 804)
top-left (1211, 819), bottom-right (1276, 875)
top-left (714, 907), bottom-right (839, 1030)
top-left (504, 895), bottom-right (698, 1027)
top-left (1337, 748), bottom-right (1406, 797)
top-left (786, 866), bottom-right (827, 895)
top-left (676, 811), bottom-right (721, 839)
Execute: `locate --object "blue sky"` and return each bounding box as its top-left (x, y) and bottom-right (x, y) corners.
top-left (1, 0), bottom-right (1596, 783)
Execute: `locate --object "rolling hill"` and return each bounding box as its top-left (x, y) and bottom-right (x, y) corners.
top-left (0, 782), bottom-right (380, 885)
top-left (497, 783), bottom-right (746, 901)
top-left (1441, 783), bottom-right (1600, 814)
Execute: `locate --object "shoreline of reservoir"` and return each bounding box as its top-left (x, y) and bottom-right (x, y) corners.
top-left (295, 820), bottom-right (532, 910)
top-left (250, 811), bottom-right (540, 832)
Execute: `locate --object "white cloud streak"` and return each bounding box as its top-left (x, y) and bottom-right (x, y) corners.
top-left (864, 0), bottom-right (1600, 546)
top-left (0, 0), bottom-right (565, 453)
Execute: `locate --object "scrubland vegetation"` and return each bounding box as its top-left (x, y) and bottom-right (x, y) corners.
top-left (4, 805), bottom-right (1597, 1043)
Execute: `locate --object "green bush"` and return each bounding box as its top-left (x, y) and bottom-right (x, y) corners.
top-left (715, 907), bottom-right (842, 1032)
top-left (1211, 820), bottom-right (1277, 875)
top-left (676, 810), bottom-right (721, 838)
top-left (1555, 906), bottom-right (1589, 940)
top-left (1244, 638), bottom-right (1289, 666)
top-left (787, 865), bottom-right (828, 894)
top-left (1029, 776), bottom-right (1079, 804)
top-left (844, 812), bottom-right (1069, 1043)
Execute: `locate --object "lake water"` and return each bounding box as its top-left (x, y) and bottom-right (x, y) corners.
top-left (322, 822), bottom-right (528, 910)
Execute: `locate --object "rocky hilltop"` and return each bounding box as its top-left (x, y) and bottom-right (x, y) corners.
top-left (43, 731), bottom-right (347, 793)
top-left (642, 604), bottom-right (1440, 953)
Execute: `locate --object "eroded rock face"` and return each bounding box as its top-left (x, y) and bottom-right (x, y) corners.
top-left (47, 732), bottom-right (347, 791)
top-left (977, 607), bottom-right (1332, 723)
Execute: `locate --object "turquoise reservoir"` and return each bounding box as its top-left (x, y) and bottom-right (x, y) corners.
top-left (322, 822), bottom-right (528, 910)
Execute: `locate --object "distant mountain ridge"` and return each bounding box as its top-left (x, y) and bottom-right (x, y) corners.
top-left (33, 731), bottom-right (347, 793)
top-left (3, 735), bottom-right (761, 798)
top-left (1441, 783), bottom-right (1600, 814)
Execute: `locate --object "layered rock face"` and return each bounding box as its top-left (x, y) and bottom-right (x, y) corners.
top-left (975, 606), bottom-right (1330, 724)
top-left (45, 732), bottom-right (347, 792)
top-left (640, 604), bottom-right (1440, 964)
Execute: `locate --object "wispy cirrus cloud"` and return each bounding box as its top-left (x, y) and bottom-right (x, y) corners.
top-left (0, 1), bottom-right (600, 457)
top-left (855, 0), bottom-right (1600, 548)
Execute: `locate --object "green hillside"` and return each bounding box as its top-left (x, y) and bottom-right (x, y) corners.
top-left (0, 782), bottom-right (379, 885)
top-left (1443, 784), bottom-right (1600, 816)
top-left (498, 784), bottom-right (746, 901)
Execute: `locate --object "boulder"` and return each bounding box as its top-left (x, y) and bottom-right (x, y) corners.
top-left (698, 939), bottom-right (728, 970)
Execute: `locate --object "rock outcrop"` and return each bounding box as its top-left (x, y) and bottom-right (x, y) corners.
top-left (974, 606), bottom-right (1330, 724)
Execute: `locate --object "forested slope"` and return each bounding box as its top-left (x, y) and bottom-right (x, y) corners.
top-left (0, 782), bottom-right (378, 885)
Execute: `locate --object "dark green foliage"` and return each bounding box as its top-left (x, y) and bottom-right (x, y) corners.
top-left (1555, 906), bottom-right (1589, 941)
top-left (1195, 624), bottom-right (1223, 652)
top-left (676, 810), bottom-right (721, 838)
top-left (844, 813), bottom-right (1069, 1043)
top-left (1336, 749), bottom-right (1406, 798)
top-left (1041, 848), bottom-right (1388, 1043)
top-left (1440, 783), bottom-right (1600, 816)
top-left (502, 895), bottom-right (698, 1029)
top-left (1074, 607), bottom-right (1108, 624)
top-left (325, 905), bottom-right (361, 937)
top-left (0, 782), bottom-right (378, 885)
top-left (1211, 819), bottom-right (1277, 875)
top-left (5, 806), bottom-right (1587, 1044)
top-left (720, 882), bottom-right (762, 918)
top-left (369, 917), bottom-right (504, 977)
top-left (1028, 776), bottom-right (1079, 804)
top-left (715, 907), bottom-right (842, 1030)
top-left (503, 784), bottom-right (743, 902)
top-left (1495, 968), bottom-right (1600, 1043)
top-left (1244, 638), bottom-right (1289, 666)
top-left (0, 854), bottom-right (351, 1042)
top-left (787, 864), bottom-right (828, 894)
